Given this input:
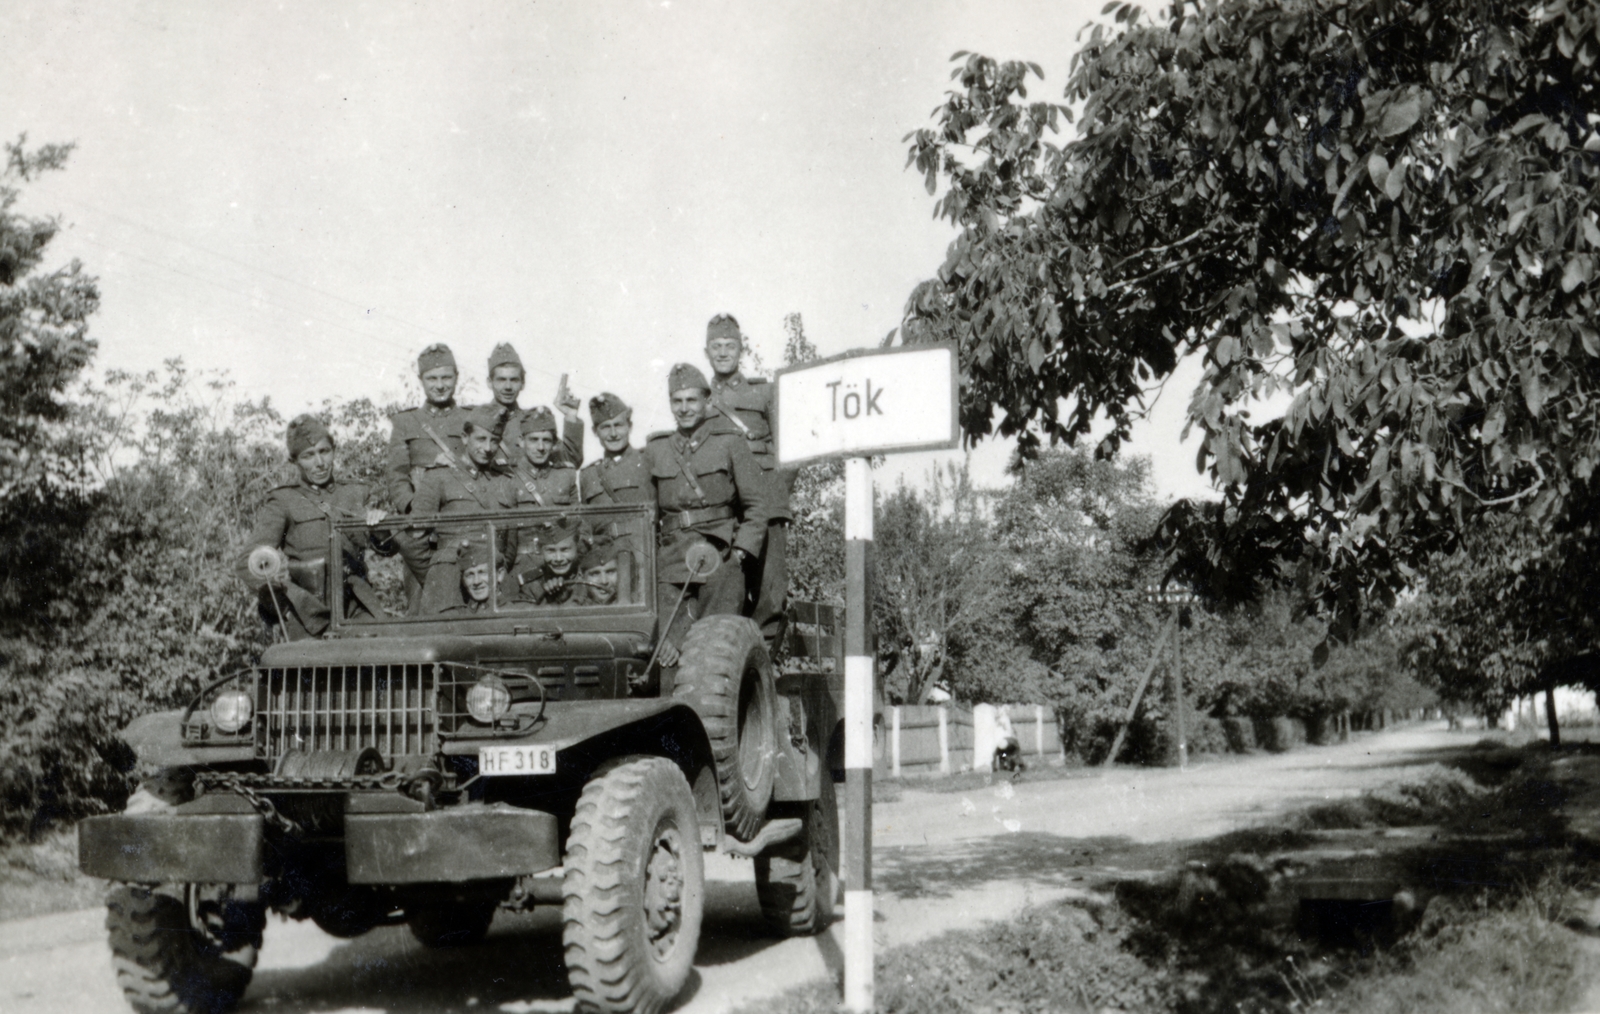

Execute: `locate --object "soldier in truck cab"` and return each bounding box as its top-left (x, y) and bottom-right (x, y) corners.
top-left (704, 313), bottom-right (796, 651)
top-left (236, 414), bottom-right (389, 640)
top-left (579, 392), bottom-right (649, 505)
top-left (440, 536), bottom-right (497, 616)
top-left (646, 362), bottom-right (773, 669)
top-left (508, 515), bottom-right (585, 605)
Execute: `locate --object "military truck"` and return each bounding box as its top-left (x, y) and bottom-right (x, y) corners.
top-left (78, 502), bottom-right (844, 1014)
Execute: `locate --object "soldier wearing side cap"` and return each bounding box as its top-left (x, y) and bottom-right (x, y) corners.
top-left (579, 392), bottom-right (650, 505)
top-left (387, 344), bottom-right (471, 514)
top-left (574, 531), bottom-right (625, 605)
top-left (509, 406), bottom-right (580, 508)
top-left (237, 415), bottom-right (390, 640)
top-left (439, 535), bottom-right (497, 616)
top-left (703, 313), bottom-right (797, 649)
top-left (412, 406), bottom-right (518, 614)
top-left (481, 342), bottom-right (584, 474)
top-left (645, 363), bottom-right (773, 671)
top-left (506, 515), bottom-right (586, 605)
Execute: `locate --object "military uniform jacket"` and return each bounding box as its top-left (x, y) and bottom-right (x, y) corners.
top-left (486, 406), bottom-right (584, 471)
top-left (708, 371), bottom-right (794, 521)
top-left (236, 478), bottom-right (373, 583)
top-left (411, 462), bottom-right (517, 518)
top-left (387, 401), bottom-right (469, 513)
top-left (645, 420), bottom-right (772, 584)
top-left (510, 461), bottom-right (579, 507)
top-left (580, 445), bottom-right (651, 505)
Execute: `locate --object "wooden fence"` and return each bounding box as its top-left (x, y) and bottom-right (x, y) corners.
top-left (876, 703), bottom-right (1064, 778)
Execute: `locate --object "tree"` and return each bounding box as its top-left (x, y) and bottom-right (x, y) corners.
top-left (902, 0), bottom-right (1600, 648)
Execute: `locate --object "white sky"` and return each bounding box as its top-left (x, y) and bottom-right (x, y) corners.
top-left (3, 0), bottom-right (1218, 502)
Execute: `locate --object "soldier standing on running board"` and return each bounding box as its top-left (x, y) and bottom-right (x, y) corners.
top-left (579, 392), bottom-right (650, 505)
top-left (704, 313), bottom-right (796, 649)
top-left (645, 363), bottom-right (772, 680)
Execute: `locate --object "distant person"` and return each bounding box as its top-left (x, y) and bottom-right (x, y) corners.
top-left (992, 705), bottom-right (1025, 776)
top-left (510, 406), bottom-right (579, 507)
top-left (646, 363), bottom-right (772, 669)
top-left (579, 393), bottom-right (650, 505)
top-left (481, 342), bottom-right (583, 473)
top-left (237, 415), bottom-right (388, 640)
top-left (703, 314), bottom-right (795, 650)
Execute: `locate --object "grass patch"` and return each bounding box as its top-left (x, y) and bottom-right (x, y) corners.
top-left (740, 743), bottom-right (1600, 1014)
top-left (0, 826), bottom-right (102, 921)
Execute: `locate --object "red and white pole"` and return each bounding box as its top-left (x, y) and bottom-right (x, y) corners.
top-left (843, 455), bottom-right (874, 1012)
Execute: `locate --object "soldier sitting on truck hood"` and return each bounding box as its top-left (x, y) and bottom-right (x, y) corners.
top-left (237, 414), bottom-right (390, 640)
top-left (646, 362), bottom-right (772, 669)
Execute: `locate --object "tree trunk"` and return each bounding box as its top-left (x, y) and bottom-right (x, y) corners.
top-left (1545, 686), bottom-right (1562, 748)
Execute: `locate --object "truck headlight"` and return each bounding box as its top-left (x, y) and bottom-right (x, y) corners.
top-left (466, 675), bottom-right (511, 724)
top-left (209, 689), bottom-right (254, 733)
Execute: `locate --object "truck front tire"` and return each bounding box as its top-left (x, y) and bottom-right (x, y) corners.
top-left (106, 883), bottom-right (263, 1014)
top-left (562, 756), bottom-right (705, 1014)
top-left (673, 615), bottom-right (776, 841)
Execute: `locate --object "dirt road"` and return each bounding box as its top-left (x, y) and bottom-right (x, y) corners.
top-left (1, 723), bottom-right (1469, 1014)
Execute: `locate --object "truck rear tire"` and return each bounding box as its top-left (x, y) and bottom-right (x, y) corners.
top-left (106, 883), bottom-right (263, 1014)
top-left (755, 773), bottom-right (840, 936)
top-left (673, 615), bottom-right (776, 842)
top-left (562, 756), bottom-right (705, 1014)
top-left (407, 900), bottom-right (496, 948)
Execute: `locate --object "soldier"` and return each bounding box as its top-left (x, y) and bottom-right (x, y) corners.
top-left (507, 515), bottom-right (585, 605)
top-left (509, 407), bottom-right (580, 507)
top-left (237, 415), bottom-right (389, 640)
top-left (579, 392), bottom-right (651, 505)
top-left (412, 407), bottom-right (517, 614)
top-left (387, 344), bottom-right (469, 513)
top-left (703, 313), bottom-right (796, 648)
top-left (439, 536), bottom-right (496, 616)
top-left (646, 363), bottom-right (773, 670)
top-left (482, 342), bottom-right (584, 473)
top-left (574, 535), bottom-right (622, 605)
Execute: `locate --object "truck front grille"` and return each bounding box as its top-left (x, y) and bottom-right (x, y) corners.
top-left (254, 665), bottom-right (437, 760)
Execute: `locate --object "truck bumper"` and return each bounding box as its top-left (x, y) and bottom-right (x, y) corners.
top-left (80, 804), bottom-right (561, 886)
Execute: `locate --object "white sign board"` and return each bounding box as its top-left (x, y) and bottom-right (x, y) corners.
top-left (773, 343), bottom-right (959, 466)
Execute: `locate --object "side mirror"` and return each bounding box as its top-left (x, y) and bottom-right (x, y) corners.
top-left (685, 543), bottom-right (720, 580)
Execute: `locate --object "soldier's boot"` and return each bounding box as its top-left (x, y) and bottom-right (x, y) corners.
top-left (752, 520), bottom-right (789, 653)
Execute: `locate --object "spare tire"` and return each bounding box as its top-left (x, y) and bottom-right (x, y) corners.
top-left (672, 615), bottom-right (776, 842)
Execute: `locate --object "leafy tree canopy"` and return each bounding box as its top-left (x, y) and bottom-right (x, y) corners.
top-left (902, 0), bottom-right (1600, 637)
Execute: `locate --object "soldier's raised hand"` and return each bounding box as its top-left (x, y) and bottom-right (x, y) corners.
top-left (556, 373), bottom-right (581, 421)
top-left (365, 508), bottom-right (387, 527)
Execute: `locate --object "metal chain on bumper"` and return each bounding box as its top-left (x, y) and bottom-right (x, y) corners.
top-left (193, 769), bottom-right (446, 837)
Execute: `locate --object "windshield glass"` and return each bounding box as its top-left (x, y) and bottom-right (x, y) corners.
top-left (334, 504), bottom-right (651, 623)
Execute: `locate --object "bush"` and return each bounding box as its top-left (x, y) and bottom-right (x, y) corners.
top-left (1252, 716), bottom-right (1306, 752)
top-left (1187, 715), bottom-right (1228, 756)
top-left (1222, 716), bottom-right (1257, 753)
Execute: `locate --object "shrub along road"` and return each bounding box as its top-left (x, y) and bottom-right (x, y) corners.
top-left (2, 723), bottom-right (1478, 1014)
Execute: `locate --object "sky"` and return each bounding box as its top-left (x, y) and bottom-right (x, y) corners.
top-left (2, 0), bottom-right (1218, 501)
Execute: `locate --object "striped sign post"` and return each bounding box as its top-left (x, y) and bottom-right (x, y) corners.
top-left (774, 342), bottom-right (959, 1013)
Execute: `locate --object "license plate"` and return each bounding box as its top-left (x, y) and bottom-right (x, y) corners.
top-left (477, 745), bottom-right (558, 776)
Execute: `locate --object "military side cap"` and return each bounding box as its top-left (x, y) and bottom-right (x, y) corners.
top-left (580, 536), bottom-right (619, 571)
top-left (706, 313), bottom-right (741, 342)
top-left (540, 514), bottom-right (583, 543)
top-left (488, 343), bottom-right (523, 373)
top-left (463, 404), bottom-right (504, 432)
top-left (458, 536), bottom-right (493, 571)
top-left (668, 362), bottom-right (711, 395)
top-left (589, 392), bottom-right (630, 426)
top-left (286, 414), bottom-right (333, 459)
top-left (519, 405), bottom-right (558, 435)
top-left (417, 343), bottom-right (457, 374)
